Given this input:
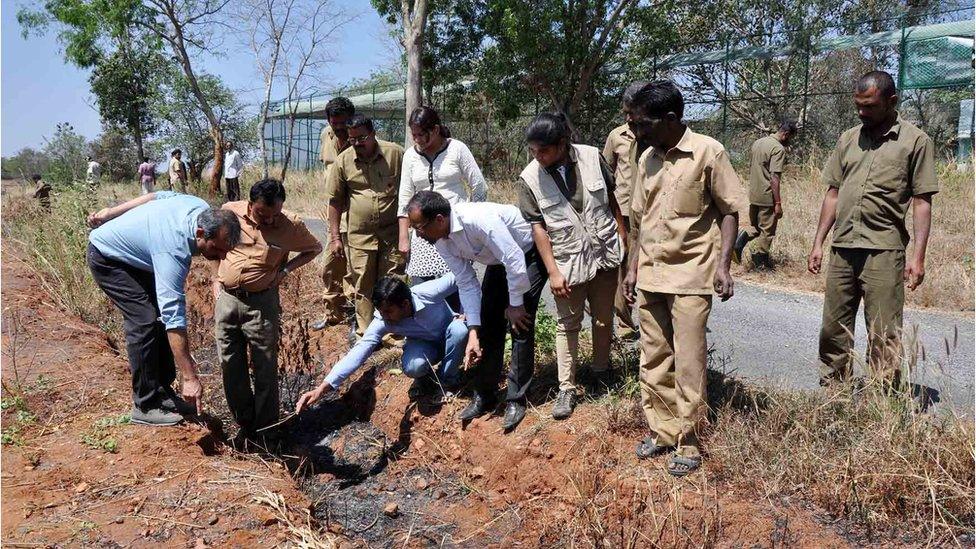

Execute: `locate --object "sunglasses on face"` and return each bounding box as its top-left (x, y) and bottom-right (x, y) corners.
top-left (347, 134), bottom-right (371, 145)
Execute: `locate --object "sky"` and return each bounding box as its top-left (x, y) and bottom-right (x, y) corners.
top-left (0, 0), bottom-right (396, 156)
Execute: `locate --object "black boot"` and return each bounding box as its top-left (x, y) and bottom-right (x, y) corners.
top-left (459, 392), bottom-right (497, 421)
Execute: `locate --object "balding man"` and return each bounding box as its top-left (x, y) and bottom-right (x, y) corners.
top-left (808, 70), bottom-right (938, 389)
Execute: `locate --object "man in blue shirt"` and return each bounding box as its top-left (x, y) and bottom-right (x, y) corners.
top-left (295, 274), bottom-right (467, 412)
top-left (87, 191), bottom-right (241, 426)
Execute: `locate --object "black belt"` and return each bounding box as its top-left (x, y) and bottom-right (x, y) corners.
top-left (222, 285), bottom-right (272, 299)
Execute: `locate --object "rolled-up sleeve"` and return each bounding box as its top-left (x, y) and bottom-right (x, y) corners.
top-left (324, 318), bottom-right (387, 389)
top-left (709, 149), bottom-right (746, 215)
top-left (152, 252), bottom-right (191, 330)
top-left (910, 135), bottom-right (939, 196)
top-left (437, 241), bottom-right (482, 325)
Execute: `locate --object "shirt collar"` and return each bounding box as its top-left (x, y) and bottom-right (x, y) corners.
top-left (410, 292), bottom-right (427, 313)
top-left (651, 126), bottom-right (695, 158)
top-left (447, 206), bottom-right (464, 237)
top-left (860, 113), bottom-right (902, 141)
top-left (354, 142), bottom-right (384, 166)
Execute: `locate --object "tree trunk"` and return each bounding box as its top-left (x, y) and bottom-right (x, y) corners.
top-left (401, 0), bottom-right (429, 149)
top-left (212, 128), bottom-right (225, 194)
top-left (133, 124), bottom-right (145, 162)
top-left (281, 113), bottom-right (296, 182)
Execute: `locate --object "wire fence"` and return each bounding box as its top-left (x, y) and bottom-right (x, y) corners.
top-left (264, 4), bottom-right (974, 177)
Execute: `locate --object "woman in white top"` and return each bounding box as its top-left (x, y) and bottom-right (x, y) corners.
top-left (397, 106), bottom-right (489, 295)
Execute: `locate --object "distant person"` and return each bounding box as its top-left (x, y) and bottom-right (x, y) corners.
top-left (214, 179), bottom-right (322, 450)
top-left (398, 106), bottom-right (488, 309)
top-left (406, 191), bottom-right (545, 432)
top-left (808, 70), bottom-right (937, 389)
top-left (86, 156), bottom-right (102, 189)
top-left (733, 121), bottom-right (798, 269)
top-left (622, 80), bottom-right (744, 477)
top-left (169, 149), bottom-right (187, 192)
top-left (86, 192), bottom-right (241, 426)
top-left (137, 157), bottom-right (157, 195)
top-left (602, 97), bottom-right (642, 342)
top-left (296, 274), bottom-right (468, 413)
top-left (313, 96), bottom-right (357, 331)
top-left (32, 174), bottom-right (52, 212)
top-left (325, 115), bottom-right (406, 338)
top-left (518, 112), bottom-right (625, 420)
top-left (223, 141), bottom-right (244, 202)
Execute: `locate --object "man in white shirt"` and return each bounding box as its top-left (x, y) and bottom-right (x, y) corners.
top-left (86, 156), bottom-right (102, 189)
top-left (224, 141), bottom-right (244, 202)
top-left (406, 190), bottom-right (547, 432)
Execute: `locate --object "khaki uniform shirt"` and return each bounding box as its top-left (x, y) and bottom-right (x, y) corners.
top-left (326, 139), bottom-right (404, 251)
top-left (748, 134), bottom-right (785, 206)
top-left (168, 157), bottom-right (185, 185)
top-left (217, 201), bottom-right (321, 292)
top-left (631, 128), bottom-right (746, 295)
top-left (822, 116), bottom-right (938, 251)
top-left (320, 126), bottom-right (350, 233)
top-left (602, 124), bottom-right (636, 217)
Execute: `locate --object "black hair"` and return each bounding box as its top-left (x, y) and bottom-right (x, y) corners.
top-left (856, 70), bottom-right (896, 97)
top-left (31, 174), bottom-right (42, 181)
top-left (409, 106), bottom-right (451, 138)
top-left (142, 156), bottom-right (150, 162)
top-left (372, 276), bottom-right (412, 309)
top-left (249, 178), bottom-right (286, 205)
top-left (621, 80), bottom-right (650, 107)
top-left (779, 120), bottom-right (798, 134)
top-left (325, 96), bottom-right (355, 119)
top-left (524, 112), bottom-right (571, 146)
top-left (622, 80), bottom-right (684, 119)
top-left (406, 190), bottom-right (451, 220)
top-left (172, 148), bottom-right (182, 156)
top-left (347, 114), bottom-right (374, 133)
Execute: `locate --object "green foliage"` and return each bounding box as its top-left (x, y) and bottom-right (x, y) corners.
top-left (43, 123), bottom-right (89, 187)
top-left (0, 395), bottom-right (27, 411)
top-left (89, 48), bottom-right (163, 152)
top-left (1, 148), bottom-right (51, 180)
top-left (90, 127), bottom-right (140, 182)
top-left (81, 414), bottom-right (129, 453)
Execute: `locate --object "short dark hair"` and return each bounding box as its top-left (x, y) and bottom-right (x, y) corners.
top-left (524, 112), bottom-right (570, 146)
top-left (142, 156), bottom-right (150, 163)
top-left (325, 96), bottom-right (355, 119)
top-left (779, 120), bottom-right (798, 134)
top-left (31, 174), bottom-right (42, 181)
top-left (371, 276), bottom-right (412, 309)
top-left (172, 148), bottom-right (182, 156)
top-left (856, 70), bottom-right (896, 97)
top-left (409, 106), bottom-right (450, 138)
top-left (347, 114), bottom-right (374, 133)
top-left (407, 190), bottom-right (451, 220)
top-left (622, 80), bottom-right (650, 107)
top-left (197, 208), bottom-right (241, 246)
top-left (622, 80), bottom-right (684, 119)
top-left (250, 178), bottom-right (286, 205)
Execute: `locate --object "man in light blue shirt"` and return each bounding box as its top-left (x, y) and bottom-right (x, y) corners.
top-left (87, 191), bottom-right (241, 426)
top-left (295, 273), bottom-right (468, 412)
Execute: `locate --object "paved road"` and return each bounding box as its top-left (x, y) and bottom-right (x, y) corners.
top-left (305, 218), bottom-right (975, 413)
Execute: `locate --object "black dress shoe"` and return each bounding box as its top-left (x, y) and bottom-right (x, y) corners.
top-left (502, 400), bottom-right (527, 431)
top-left (459, 392), bottom-right (496, 421)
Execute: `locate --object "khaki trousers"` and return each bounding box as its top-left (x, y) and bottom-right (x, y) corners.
top-left (215, 288), bottom-right (280, 434)
top-left (637, 290), bottom-right (712, 457)
top-left (614, 216), bottom-right (639, 337)
top-left (818, 248), bottom-right (905, 385)
top-left (347, 242), bottom-right (406, 335)
top-left (321, 232), bottom-right (352, 321)
top-left (555, 268), bottom-right (618, 392)
top-left (743, 204), bottom-right (778, 255)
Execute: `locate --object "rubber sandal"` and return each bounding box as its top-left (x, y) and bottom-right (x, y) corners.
top-left (635, 436), bottom-right (671, 459)
top-left (667, 454), bottom-right (702, 477)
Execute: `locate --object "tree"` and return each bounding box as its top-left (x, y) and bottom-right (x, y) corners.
top-left (241, 0), bottom-right (351, 180)
top-left (91, 127), bottom-right (140, 182)
top-left (1, 148), bottom-right (51, 180)
top-left (17, 0), bottom-right (163, 160)
top-left (153, 68), bottom-right (256, 182)
top-left (141, 0), bottom-right (234, 195)
top-left (372, 0), bottom-right (432, 147)
top-left (43, 123), bottom-right (89, 187)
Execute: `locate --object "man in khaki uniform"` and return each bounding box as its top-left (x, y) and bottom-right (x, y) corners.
top-left (602, 110), bottom-right (641, 341)
top-left (168, 149), bottom-right (187, 192)
top-left (808, 71), bottom-right (937, 388)
top-left (326, 115), bottom-right (406, 336)
top-left (314, 97), bottom-right (356, 330)
top-left (214, 179), bottom-right (322, 449)
top-left (622, 80), bottom-right (744, 477)
top-left (733, 121), bottom-right (797, 269)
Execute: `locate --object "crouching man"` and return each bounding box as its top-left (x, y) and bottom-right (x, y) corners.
top-left (295, 274), bottom-right (468, 411)
top-left (87, 191), bottom-right (241, 426)
top-left (214, 179), bottom-right (322, 449)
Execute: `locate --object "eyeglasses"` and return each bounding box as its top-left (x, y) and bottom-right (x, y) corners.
top-left (347, 134), bottom-right (371, 145)
top-left (411, 218), bottom-right (433, 233)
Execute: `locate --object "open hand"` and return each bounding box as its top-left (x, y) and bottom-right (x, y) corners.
top-left (296, 383), bottom-right (332, 414)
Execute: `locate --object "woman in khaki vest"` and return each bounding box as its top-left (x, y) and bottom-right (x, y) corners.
top-left (515, 112), bottom-right (627, 420)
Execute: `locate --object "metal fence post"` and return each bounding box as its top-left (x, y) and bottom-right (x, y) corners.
top-left (722, 35), bottom-right (730, 141)
top-left (800, 33), bottom-right (812, 150)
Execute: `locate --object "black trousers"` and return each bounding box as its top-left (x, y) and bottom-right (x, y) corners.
top-left (477, 247), bottom-right (547, 402)
top-left (225, 177), bottom-right (240, 202)
top-left (87, 244), bottom-right (176, 411)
